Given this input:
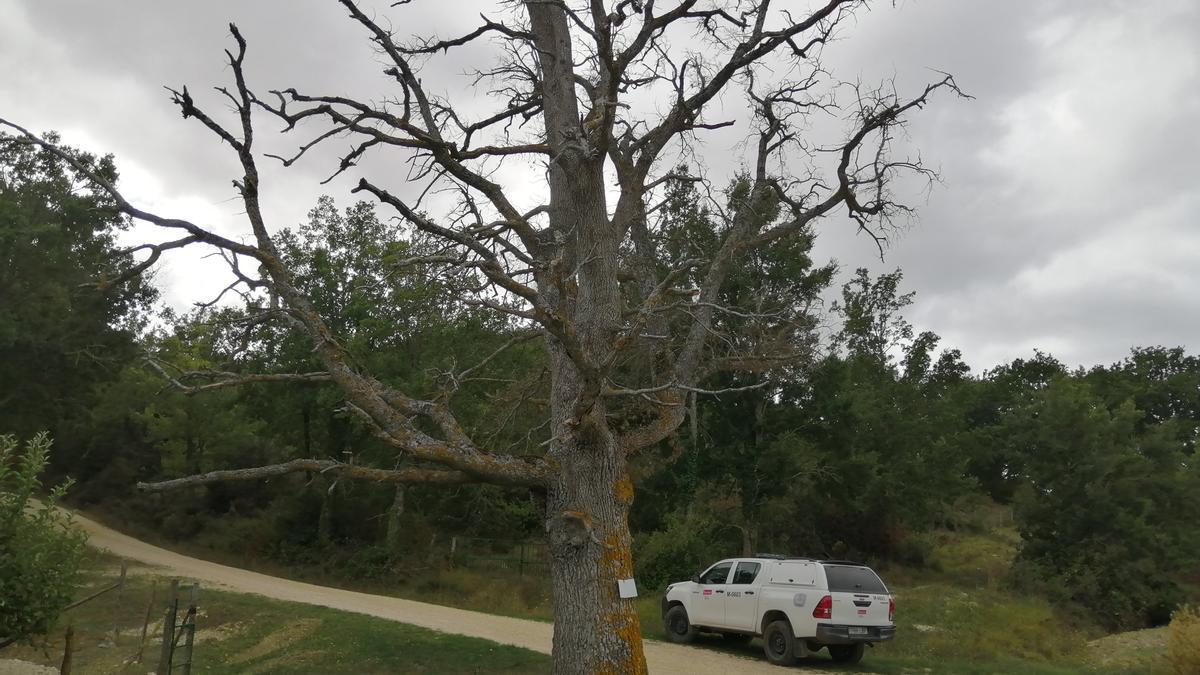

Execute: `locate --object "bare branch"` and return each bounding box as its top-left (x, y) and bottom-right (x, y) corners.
top-left (604, 380), bottom-right (769, 397)
top-left (401, 14), bottom-right (535, 55)
top-left (0, 118), bottom-right (266, 262)
top-left (137, 459), bottom-right (475, 492)
top-left (452, 332), bottom-right (541, 389)
top-left (144, 359), bottom-right (333, 395)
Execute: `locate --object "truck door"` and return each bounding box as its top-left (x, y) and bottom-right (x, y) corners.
top-left (692, 561), bottom-right (733, 628)
top-left (724, 561), bottom-right (762, 631)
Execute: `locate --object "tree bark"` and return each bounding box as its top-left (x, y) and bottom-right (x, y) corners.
top-left (317, 477), bottom-right (333, 547)
top-left (545, 428), bottom-right (644, 674)
top-left (385, 484), bottom-right (405, 561)
top-left (522, 3), bottom-right (647, 668)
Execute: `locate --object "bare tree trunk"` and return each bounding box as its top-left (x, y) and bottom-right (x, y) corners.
top-left (385, 484), bottom-right (405, 561)
top-left (522, 0), bottom-right (648, 667)
top-left (737, 525), bottom-right (753, 557)
top-left (545, 432), bottom-right (644, 674)
top-left (542, 314), bottom-right (646, 672)
top-left (317, 478), bottom-right (333, 547)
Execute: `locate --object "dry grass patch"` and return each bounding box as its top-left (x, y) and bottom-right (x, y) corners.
top-left (1169, 605), bottom-right (1200, 675)
top-left (228, 617), bottom-right (322, 664)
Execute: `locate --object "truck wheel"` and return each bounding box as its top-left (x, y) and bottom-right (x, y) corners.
top-left (762, 620), bottom-right (798, 666)
top-left (721, 632), bottom-right (752, 645)
top-left (828, 643), bottom-right (865, 664)
top-left (664, 605), bottom-right (697, 644)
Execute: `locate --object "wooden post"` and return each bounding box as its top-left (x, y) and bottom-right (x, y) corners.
top-left (112, 560), bottom-right (127, 646)
top-left (60, 624), bottom-right (74, 675)
top-left (449, 536), bottom-right (457, 568)
top-left (136, 581), bottom-right (158, 663)
top-left (157, 579), bottom-right (179, 675)
top-left (518, 543), bottom-right (526, 577)
top-left (180, 584), bottom-right (198, 675)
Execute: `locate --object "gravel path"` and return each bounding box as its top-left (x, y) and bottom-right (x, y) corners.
top-left (1086, 626), bottom-right (1168, 671)
top-left (73, 512), bottom-right (791, 674)
top-left (0, 660), bottom-right (58, 675)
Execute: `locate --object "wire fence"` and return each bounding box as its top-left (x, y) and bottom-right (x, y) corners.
top-left (52, 562), bottom-right (199, 675)
top-left (449, 536), bottom-right (549, 577)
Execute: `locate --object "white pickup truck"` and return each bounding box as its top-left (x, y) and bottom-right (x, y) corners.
top-left (660, 555), bottom-right (896, 666)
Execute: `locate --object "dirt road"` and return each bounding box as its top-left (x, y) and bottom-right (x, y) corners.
top-left (73, 512), bottom-right (790, 674)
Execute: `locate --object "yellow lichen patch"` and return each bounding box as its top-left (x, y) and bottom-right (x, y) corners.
top-left (596, 600), bottom-right (648, 675)
top-left (600, 533), bottom-right (634, 577)
top-left (614, 475), bottom-right (635, 504)
top-left (561, 509), bottom-right (593, 529)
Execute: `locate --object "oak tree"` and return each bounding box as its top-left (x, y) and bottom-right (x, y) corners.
top-left (1, 1), bottom-right (962, 671)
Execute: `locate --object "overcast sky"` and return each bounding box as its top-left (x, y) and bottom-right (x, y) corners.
top-left (2, 0), bottom-right (1197, 372)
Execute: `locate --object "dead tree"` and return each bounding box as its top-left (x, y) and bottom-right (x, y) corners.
top-left (1, 1), bottom-right (964, 672)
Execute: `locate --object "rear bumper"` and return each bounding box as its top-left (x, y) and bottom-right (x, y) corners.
top-left (815, 623), bottom-right (896, 644)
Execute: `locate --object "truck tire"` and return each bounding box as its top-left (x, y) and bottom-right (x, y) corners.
top-left (762, 620), bottom-right (798, 666)
top-left (828, 643), bottom-right (865, 664)
top-left (664, 605), bottom-right (697, 644)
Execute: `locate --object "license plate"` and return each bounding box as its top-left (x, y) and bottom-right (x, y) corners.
top-left (848, 627), bottom-right (869, 636)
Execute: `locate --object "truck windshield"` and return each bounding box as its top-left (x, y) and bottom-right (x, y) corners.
top-left (823, 565), bottom-right (887, 593)
top-left (699, 562), bottom-right (732, 584)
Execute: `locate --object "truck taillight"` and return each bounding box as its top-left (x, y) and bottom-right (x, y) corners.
top-left (812, 594), bottom-right (832, 620)
top-left (889, 597), bottom-right (895, 622)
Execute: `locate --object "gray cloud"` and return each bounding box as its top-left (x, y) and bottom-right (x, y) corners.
top-left (813, 0), bottom-right (1200, 370)
top-left (3, 0), bottom-right (1197, 371)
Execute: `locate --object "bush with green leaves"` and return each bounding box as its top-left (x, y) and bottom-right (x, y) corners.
top-left (1008, 380), bottom-right (1200, 629)
top-left (0, 433), bottom-right (87, 646)
top-left (633, 486), bottom-right (744, 591)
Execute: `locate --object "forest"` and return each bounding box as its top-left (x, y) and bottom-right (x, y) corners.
top-left (3, 131), bottom-right (1197, 646)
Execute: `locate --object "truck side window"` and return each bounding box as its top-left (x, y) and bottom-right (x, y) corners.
top-left (731, 562), bottom-right (761, 584)
top-left (699, 562), bottom-right (732, 585)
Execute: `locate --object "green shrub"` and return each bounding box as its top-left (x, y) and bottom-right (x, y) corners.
top-left (1009, 381), bottom-right (1200, 629)
top-left (1169, 605), bottom-right (1200, 675)
top-left (633, 507), bottom-right (728, 591)
top-left (0, 433), bottom-right (87, 645)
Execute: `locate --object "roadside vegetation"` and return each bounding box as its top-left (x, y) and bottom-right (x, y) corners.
top-left (3, 551), bottom-right (548, 674)
top-left (0, 433), bottom-right (86, 649)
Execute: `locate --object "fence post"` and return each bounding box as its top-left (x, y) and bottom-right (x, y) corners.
top-left (112, 560), bottom-right (127, 646)
top-left (136, 581), bottom-right (158, 664)
top-left (518, 543), bottom-right (526, 577)
top-left (60, 624), bottom-right (74, 675)
top-left (449, 536), bottom-right (457, 568)
top-left (157, 579), bottom-right (179, 675)
top-left (180, 583), bottom-right (198, 675)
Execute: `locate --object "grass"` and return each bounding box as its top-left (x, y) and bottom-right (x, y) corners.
top-left (4, 551), bottom-right (549, 674)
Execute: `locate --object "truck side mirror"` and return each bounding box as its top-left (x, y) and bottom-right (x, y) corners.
top-left (692, 573), bottom-right (701, 583)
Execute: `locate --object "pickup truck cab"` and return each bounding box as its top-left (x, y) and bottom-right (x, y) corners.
top-left (661, 555), bottom-right (896, 665)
